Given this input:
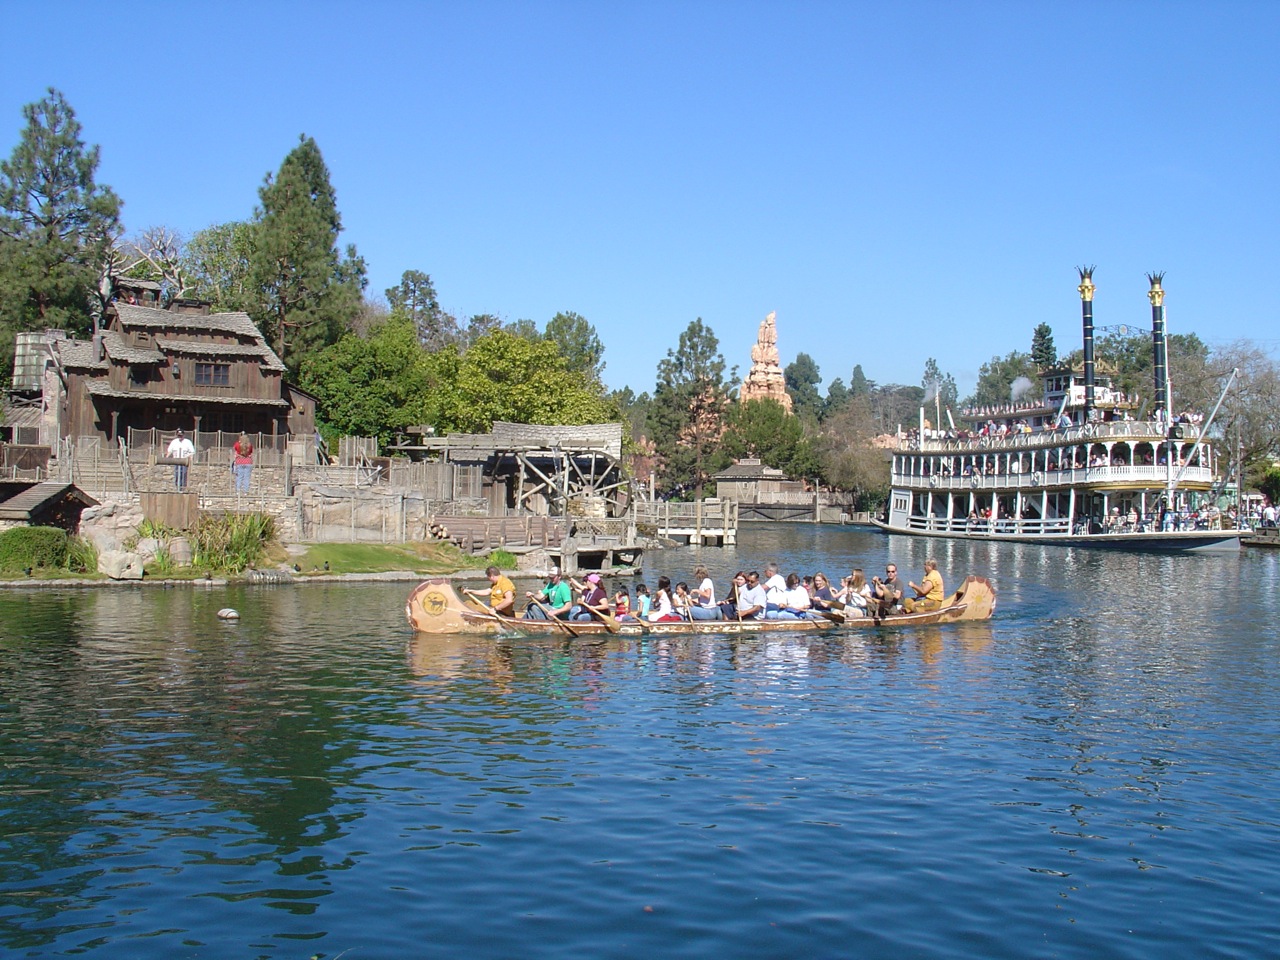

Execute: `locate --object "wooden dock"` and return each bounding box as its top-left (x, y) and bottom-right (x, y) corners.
top-left (634, 499), bottom-right (738, 546)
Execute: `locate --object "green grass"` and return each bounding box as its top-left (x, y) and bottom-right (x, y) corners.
top-left (292, 541), bottom-right (473, 576)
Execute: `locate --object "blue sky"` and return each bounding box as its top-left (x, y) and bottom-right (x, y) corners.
top-left (4, 1), bottom-right (1277, 400)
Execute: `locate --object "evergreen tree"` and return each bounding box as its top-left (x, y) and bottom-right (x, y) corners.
top-left (784, 352), bottom-right (823, 421)
top-left (386, 268), bottom-right (458, 349)
top-left (921, 358), bottom-right (959, 424)
top-left (0, 88), bottom-right (121, 367)
top-left (823, 377), bottom-right (848, 418)
top-left (647, 318), bottom-right (732, 499)
top-left (251, 135), bottom-right (365, 375)
top-left (1031, 322), bottom-right (1057, 367)
top-left (849, 364), bottom-right (873, 398)
top-left (544, 310), bottom-right (605, 384)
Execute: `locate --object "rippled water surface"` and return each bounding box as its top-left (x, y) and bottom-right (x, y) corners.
top-left (2, 526), bottom-right (1278, 959)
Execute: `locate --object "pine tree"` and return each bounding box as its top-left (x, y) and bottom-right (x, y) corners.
top-left (785, 352), bottom-right (823, 421)
top-left (251, 135), bottom-right (365, 375)
top-left (0, 89), bottom-right (121, 364)
top-left (647, 319), bottom-right (732, 499)
top-left (1031, 322), bottom-right (1057, 367)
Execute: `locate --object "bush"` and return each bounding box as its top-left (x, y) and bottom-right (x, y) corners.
top-left (191, 512), bottom-right (277, 573)
top-left (485, 548), bottom-right (517, 569)
top-left (0, 526), bottom-right (69, 572)
top-left (64, 535), bottom-right (98, 574)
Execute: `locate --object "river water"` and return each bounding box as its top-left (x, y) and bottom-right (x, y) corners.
top-left (1, 525), bottom-right (1277, 959)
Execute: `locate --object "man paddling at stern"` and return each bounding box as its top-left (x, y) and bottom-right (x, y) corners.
top-left (464, 566), bottom-right (516, 617)
top-left (903, 559), bottom-right (945, 613)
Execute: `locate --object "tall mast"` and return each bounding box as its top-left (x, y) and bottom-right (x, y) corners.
top-left (1148, 272), bottom-right (1168, 420)
top-left (1077, 266), bottom-right (1096, 422)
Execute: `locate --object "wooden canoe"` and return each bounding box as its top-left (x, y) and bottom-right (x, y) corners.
top-left (406, 576), bottom-right (996, 636)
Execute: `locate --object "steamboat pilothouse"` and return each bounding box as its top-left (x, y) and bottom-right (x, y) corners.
top-left (873, 270), bottom-right (1241, 552)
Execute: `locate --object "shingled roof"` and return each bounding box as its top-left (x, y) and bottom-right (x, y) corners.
top-left (113, 303), bottom-right (285, 369)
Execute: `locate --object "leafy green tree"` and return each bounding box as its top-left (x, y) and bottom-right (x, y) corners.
top-left (785, 352), bottom-right (823, 422)
top-left (869, 384), bottom-right (926, 435)
top-left (438, 328), bottom-right (603, 433)
top-left (816, 395), bottom-right (892, 510)
top-left (965, 350), bottom-right (1037, 407)
top-left (251, 135), bottom-right (365, 375)
top-left (386, 269), bottom-right (458, 349)
top-left (299, 314), bottom-right (437, 448)
top-left (182, 220), bottom-right (259, 313)
top-left (0, 88), bottom-right (121, 367)
top-left (647, 318), bottom-right (732, 499)
top-left (544, 311), bottom-right (605, 384)
top-left (1031, 322), bottom-right (1057, 367)
top-left (722, 398), bottom-right (822, 480)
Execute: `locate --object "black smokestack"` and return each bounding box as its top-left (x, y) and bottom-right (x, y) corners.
top-left (1148, 272), bottom-right (1168, 419)
top-left (1077, 266), bottom-right (1096, 422)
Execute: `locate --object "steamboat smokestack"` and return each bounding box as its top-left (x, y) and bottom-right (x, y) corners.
top-left (1077, 266), bottom-right (1096, 422)
top-left (1148, 272), bottom-right (1168, 420)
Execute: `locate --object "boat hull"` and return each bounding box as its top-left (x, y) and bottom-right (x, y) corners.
top-left (871, 519), bottom-right (1241, 553)
top-left (406, 577), bottom-right (997, 637)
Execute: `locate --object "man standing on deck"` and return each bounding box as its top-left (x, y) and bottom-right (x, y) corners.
top-left (904, 559), bottom-right (945, 613)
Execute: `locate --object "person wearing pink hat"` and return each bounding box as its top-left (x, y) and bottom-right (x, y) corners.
top-left (567, 573), bottom-right (609, 621)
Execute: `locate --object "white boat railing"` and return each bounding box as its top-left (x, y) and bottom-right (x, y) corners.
top-left (911, 421), bottom-right (1201, 453)
top-left (894, 464), bottom-right (1214, 490)
top-left (905, 516), bottom-right (1073, 536)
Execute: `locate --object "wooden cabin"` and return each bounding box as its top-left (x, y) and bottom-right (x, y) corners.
top-left (43, 279), bottom-right (312, 444)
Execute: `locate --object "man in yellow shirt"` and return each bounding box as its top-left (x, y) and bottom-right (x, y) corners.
top-left (904, 559), bottom-right (945, 613)
top-left (464, 566), bottom-right (516, 617)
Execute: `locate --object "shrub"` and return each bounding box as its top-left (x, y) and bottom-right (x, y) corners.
top-left (0, 527), bottom-right (68, 572)
top-left (64, 535), bottom-right (98, 574)
top-left (191, 512), bottom-right (276, 573)
top-left (486, 548), bottom-right (517, 569)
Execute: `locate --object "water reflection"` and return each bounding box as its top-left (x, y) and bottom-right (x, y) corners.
top-left (2, 528), bottom-right (1279, 959)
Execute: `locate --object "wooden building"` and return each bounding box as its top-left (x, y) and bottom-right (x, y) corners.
top-left (41, 279), bottom-right (313, 443)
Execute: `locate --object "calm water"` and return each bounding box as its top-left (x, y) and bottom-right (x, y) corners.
top-left (2, 525), bottom-right (1278, 959)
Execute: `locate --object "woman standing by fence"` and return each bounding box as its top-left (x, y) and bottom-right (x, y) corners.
top-left (232, 434), bottom-right (254, 493)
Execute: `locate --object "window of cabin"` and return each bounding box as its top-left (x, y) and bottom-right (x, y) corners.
top-left (195, 363), bottom-right (230, 387)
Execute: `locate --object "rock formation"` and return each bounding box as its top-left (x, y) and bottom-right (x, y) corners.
top-left (739, 311), bottom-right (793, 412)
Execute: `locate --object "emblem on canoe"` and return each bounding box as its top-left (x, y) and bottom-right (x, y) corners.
top-left (422, 591), bottom-right (448, 616)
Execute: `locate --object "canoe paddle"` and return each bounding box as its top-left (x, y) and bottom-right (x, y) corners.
top-left (528, 595), bottom-right (580, 637)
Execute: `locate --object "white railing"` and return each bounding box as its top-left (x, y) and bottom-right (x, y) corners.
top-left (910, 420), bottom-right (1201, 453)
top-left (893, 465), bottom-right (1214, 490)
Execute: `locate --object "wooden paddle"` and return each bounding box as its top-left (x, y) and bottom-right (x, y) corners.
top-left (528, 595), bottom-right (580, 637)
top-left (585, 605), bottom-right (621, 634)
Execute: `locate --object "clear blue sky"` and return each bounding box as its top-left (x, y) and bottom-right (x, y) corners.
top-left (4, 1), bottom-right (1277, 400)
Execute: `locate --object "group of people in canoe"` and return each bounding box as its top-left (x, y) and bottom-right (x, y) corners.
top-left (464, 559), bottom-right (948, 625)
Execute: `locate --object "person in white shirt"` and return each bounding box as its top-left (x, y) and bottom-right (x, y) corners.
top-left (735, 571), bottom-right (767, 621)
top-left (762, 562), bottom-right (788, 615)
top-left (689, 564), bottom-right (721, 621)
top-left (166, 429), bottom-right (195, 489)
top-left (769, 573), bottom-right (813, 620)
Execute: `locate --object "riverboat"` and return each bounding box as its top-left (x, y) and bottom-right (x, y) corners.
top-left (405, 576), bottom-right (996, 636)
top-left (874, 271), bottom-right (1241, 553)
